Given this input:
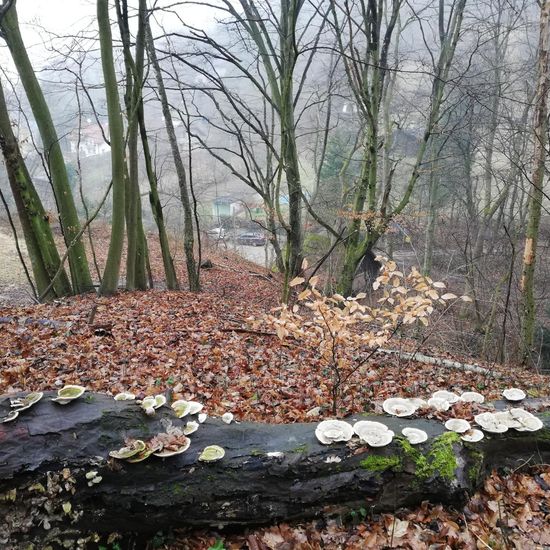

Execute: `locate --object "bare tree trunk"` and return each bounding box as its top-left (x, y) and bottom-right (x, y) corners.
top-left (145, 22), bottom-right (200, 291)
top-left (116, 0), bottom-right (147, 291)
top-left (520, 0), bottom-right (550, 361)
top-left (98, 0), bottom-right (126, 296)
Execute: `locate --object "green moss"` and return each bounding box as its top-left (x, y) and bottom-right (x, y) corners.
top-left (360, 454), bottom-right (401, 473)
top-left (172, 484), bottom-right (186, 496)
top-left (398, 432), bottom-right (460, 481)
top-left (292, 444), bottom-right (308, 453)
top-left (467, 448), bottom-right (485, 484)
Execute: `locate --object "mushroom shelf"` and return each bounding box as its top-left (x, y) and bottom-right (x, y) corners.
top-left (0, 392), bottom-right (549, 545)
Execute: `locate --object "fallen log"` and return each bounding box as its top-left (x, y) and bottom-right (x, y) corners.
top-left (0, 393), bottom-right (549, 546)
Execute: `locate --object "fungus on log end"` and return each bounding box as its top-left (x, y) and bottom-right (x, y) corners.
top-left (0, 393), bottom-right (549, 546)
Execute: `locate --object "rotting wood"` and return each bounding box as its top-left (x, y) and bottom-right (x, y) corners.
top-left (378, 348), bottom-right (502, 377)
top-left (0, 393), bottom-right (549, 545)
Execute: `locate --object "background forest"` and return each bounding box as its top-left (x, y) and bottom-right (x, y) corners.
top-left (1, 0), bottom-right (549, 368)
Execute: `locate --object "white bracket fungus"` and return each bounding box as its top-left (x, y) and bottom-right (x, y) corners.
top-left (109, 440), bottom-right (147, 460)
top-left (222, 412), bottom-right (234, 424)
top-left (153, 438), bottom-right (191, 458)
top-left (51, 385), bottom-right (86, 404)
top-left (353, 420), bottom-right (395, 447)
top-left (10, 391), bottom-right (43, 411)
top-left (401, 427), bottom-right (428, 445)
top-left (183, 421), bottom-right (199, 435)
top-left (444, 418), bottom-right (471, 433)
top-left (460, 429), bottom-right (484, 442)
top-left (140, 394), bottom-right (166, 415)
top-left (431, 390), bottom-right (460, 404)
top-left (0, 410), bottom-right (19, 423)
top-left (382, 398), bottom-right (417, 417)
top-left (199, 445), bottom-right (225, 462)
top-left (459, 391), bottom-right (484, 404)
top-left (502, 388), bottom-right (526, 402)
top-left (427, 397), bottom-right (451, 411)
top-left (114, 392), bottom-right (135, 401)
top-left (171, 400), bottom-right (204, 418)
top-left (474, 412), bottom-right (508, 433)
top-left (315, 419), bottom-right (354, 445)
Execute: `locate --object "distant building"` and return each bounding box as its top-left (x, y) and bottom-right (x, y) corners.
top-left (212, 196), bottom-right (242, 219)
top-left (68, 121), bottom-right (110, 157)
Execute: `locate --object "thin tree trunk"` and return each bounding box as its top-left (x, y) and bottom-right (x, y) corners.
top-left (98, 0), bottom-right (126, 296)
top-left (520, 0), bottom-right (550, 361)
top-left (145, 22), bottom-right (199, 291)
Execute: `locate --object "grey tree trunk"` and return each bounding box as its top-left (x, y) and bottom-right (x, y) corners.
top-left (146, 22), bottom-right (200, 291)
top-left (520, 0), bottom-right (550, 361)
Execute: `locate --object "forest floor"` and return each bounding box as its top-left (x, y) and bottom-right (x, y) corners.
top-left (1, 226), bottom-right (550, 548)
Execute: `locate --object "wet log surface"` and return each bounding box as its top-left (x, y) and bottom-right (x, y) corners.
top-left (0, 392), bottom-right (549, 545)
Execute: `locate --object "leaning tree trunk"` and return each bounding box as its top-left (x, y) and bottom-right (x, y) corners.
top-left (0, 392), bottom-right (549, 546)
top-left (0, 3), bottom-right (93, 295)
top-left (0, 78), bottom-right (72, 300)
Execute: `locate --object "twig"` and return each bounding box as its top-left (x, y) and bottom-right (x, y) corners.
top-left (0, 186), bottom-right (38, 301)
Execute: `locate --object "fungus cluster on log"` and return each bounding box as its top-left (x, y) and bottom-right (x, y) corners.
top-left (0, 389), bottom-right (549, 547)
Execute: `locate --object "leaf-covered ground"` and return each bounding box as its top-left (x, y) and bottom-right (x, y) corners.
top-left (1, 245), bottom-right (550, 548)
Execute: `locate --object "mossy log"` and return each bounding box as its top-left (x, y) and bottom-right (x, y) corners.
top-left (0, 393), bottom-right (549, 545)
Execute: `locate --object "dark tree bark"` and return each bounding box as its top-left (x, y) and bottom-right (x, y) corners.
top-left (0, 393), bottom-right (548, 545)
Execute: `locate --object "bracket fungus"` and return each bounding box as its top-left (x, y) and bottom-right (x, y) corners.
top-left (153, 438), bottom-right (191, 458)
top-left (85, 471), bottom-right (103, 487)
top-left (114, 392), bottom-right (135, 401)
top-left (408, 398), bottom-right (428, 409)
top-left (401, 427), bottom-right (428, 445)
top-left (315, 419), bottom-right (354, 445)
top-left (222, 412), bottom-right (234, 424)
top-left (459, 391), bottom-right (485, 404)
top-left (432, 390), bottom-right (460, 404)
top-left (460, 429), bottom-right (484, 443)
top-left (140, 394), bottom-right (166, 415)
top-left (199, 445), bottom-right (225, 462)
top-left (0, 410), bottom-right (19, 423)
top-left (10, 391), bottom-right (43, 411)
top-left (503, 408), bottom-right (543, 432)
top-left (171, 400), bottom-right (204, 418)
top-left (183, 421), bottom-right (199, 435)
top-left (109, 439), bottom-right (147, 460)
top-left (51, 385), bottom-right (86, 404)
top-left (427, 397), bottom-right (451, 411)
top-left (150, 422), bottom-right (192, 458)
top-left (444, 418), bottom-right (471, 434)
top-left (382, 398), bottom-right (417, 417)
top-left (353, 420), bottom-right (395, 447)
top-left (502, 388), bottom-right (526, 402)
top-left (474, 412), bottom-right (508, 433)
